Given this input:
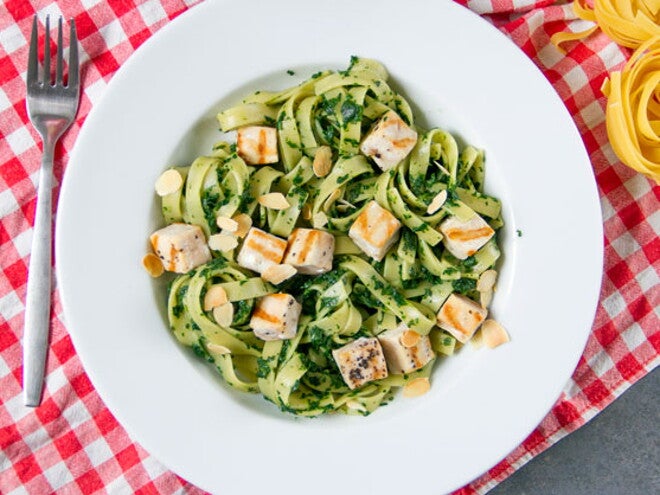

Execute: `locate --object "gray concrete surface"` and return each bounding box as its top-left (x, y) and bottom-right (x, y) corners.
top-left (489, 367), bottom-right (659, 494)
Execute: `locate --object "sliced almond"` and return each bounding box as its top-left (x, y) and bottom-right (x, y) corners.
top-left (213, 302), bottom-right (234, 328)
top-left (346, 399), bottom-right (366, 412)
top-left (477, 269), bottom-right (498, 292)
top-left (313, 211), bottom-right (328, 228)
top-left (216, 216), bottom-right (239, 232)
top-left (232, 213), bottom-right (252, 238)
top-left (203, 285), bottom-right (228, 311)
top-left (301, 203), bottom-right (312, 220)
top-left (433, 160), bottom-right (451, 177)
top-left (426, 189), bottom-right (448, 214)
top-left (142, 253), bottom-right (164, 277)
top-left (258, 192), bottom-right (290, 210)
top-left (206, 342), bottom-right (232, 356)
top-left (208, 234), bottom-right (239, 252)
top-left (400, 329), bottom-right (421, 348)
top-left (335, 199), bottom-right (358, 213)
top-left (322, 189), bottom-right (341, 212)
top-left (481, 319), bottom-right (510, 349)
top-left (480, 289), bottom-right (493, 309)
top-left (155, 169), bottom-right (183, 196)
top-left (337, 199), bottom-right (356, 210)
top-left (262, 263), bottom-right (297, 285)
top-left (312, 145), bottom-right (333, 177)
top-left (402, 377), bottom-right (431, 398)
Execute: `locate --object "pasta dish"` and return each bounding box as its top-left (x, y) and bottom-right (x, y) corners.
top-left (142, 57), bottom-right (509, 416)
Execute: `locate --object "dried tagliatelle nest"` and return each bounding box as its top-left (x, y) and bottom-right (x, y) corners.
top-left (552, 0), bottom-right (660, 51)
top-left (601, 36), bottom-right (660, 184)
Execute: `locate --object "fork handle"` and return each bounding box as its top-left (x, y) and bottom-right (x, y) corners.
top-left (23, 140), bottom-right (55, 407)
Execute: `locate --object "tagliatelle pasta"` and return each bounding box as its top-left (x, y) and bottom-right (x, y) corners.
top-left (551, 0), bottom-right (660, 52)
top-left (148, 58), bottom-right (506, 416)
top-left (602, 36), bottom-right (660, 183)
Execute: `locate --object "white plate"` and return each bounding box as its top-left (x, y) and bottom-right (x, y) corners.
top-left (56, 1), bottom-right (603, 493)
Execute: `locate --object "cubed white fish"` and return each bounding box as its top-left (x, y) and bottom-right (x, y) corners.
top-left (359, 110), bottom-right (417, 171)
top-left (282, 228), bottom-right (335, 275)
top-left (438, 214), bottom-right (495, 260)
top-left (250, 293), bottom-right (301, 341)
top-left (348, 200), bottom-right (402, 261)
top-left (237, 126), bottom-right (278, 165)
top-left (378, 323), bottom-right (435, 374)
top-left (436, 293), bottom-right (488, 343)
top-left (149, 223), bottom-right (211, 274)
top-left (237, 227), bottom-right (287, 274)
top-left (332, 337), bottom-right (389, 390)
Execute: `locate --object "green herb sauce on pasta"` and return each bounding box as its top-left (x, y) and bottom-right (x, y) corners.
top-left (151, 57), bottom-right (505, 416)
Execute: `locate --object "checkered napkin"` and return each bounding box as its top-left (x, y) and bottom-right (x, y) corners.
top-left (0, 1), bottom-right (658, 493)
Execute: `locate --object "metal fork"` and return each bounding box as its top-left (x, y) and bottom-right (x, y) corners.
top-left (23, 15), bottom-right (79, 407)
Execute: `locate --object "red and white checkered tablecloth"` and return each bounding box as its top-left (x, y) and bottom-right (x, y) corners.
top-left (0, 0), bottom-right (658, 493)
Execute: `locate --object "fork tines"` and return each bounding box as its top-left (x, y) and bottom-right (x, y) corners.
top-left (27, 14), bottom-right (78, 89)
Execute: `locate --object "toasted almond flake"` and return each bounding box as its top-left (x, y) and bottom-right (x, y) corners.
top-left (155, 169), bottom-right (183, 197)
top-left (232, 213), bottom-right (252, 238)
top-left (142, 253), bottom-right (164, 277)
top-left (337, 199), bottom-right (356, 209)
top-left (400, 329), bottom-right (421, 348)
top-left (426, 189), bottom-right (448, 214)
top-left (258, 192), bottom-right (290, 210)
top-left (312, 145), bottom-right (333, 177)
top-left (433, 160), bottom-right (451, 177)
top-left (313, 211), bottom-right (328, 228)
top-left (213, 302), bottom-right (234, 328)
top-left (216, 216), bottom-right (239, 232)
top-left (206, 342), bottom-right (232, 355)
top-left (480, 289), bottom-right (493, 309)
top-left (203, 285), bottom-right (228, 311)
top-left (346, 400), bottom-right (366, 412)
top-left (336, 198), bottom-right (357, 213)
top-left (208, 234), bottom-right (239, 252)
top-left (477, 269), bottom-right (498, 292)
top-left (402, 377), bottom-right (431, 398)
top-left (322, 189), bottom-right (341, 212)
top-left (481, 319), bottom-right (510, 349)
top-left (262, 263), bottom-right (297, 285)
top-left (302, 203), bottom-right (312, 220)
